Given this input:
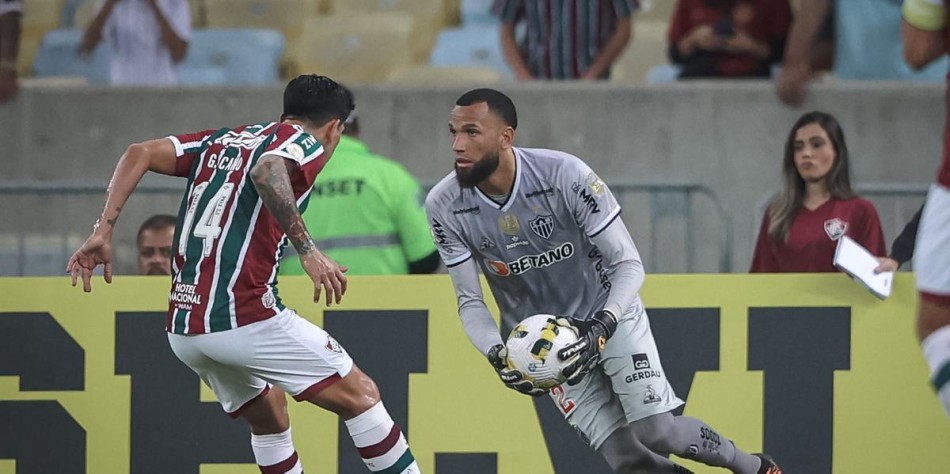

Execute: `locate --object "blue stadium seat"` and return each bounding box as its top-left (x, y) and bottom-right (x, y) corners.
top-left (179, 29), bottom-right (285, 86)
top-left (32, 28), bottom-right (111, 84)
top-left (429, 25), bottom-right (513, 79)
top-left (645, 64), bottom-right (681, 84)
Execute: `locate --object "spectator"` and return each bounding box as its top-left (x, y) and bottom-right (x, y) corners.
top-left (281, 87), bottom-right (440, 276)
top-left (79, 0), bottom-right (191, 86)
top-left (668, 0), bottom-right (791, 78)
top-left (492, 0), bottom-right (638, 80)
top-left (0, 0), bottom-right (20, 102)
top-left (137, 214), bottom-right (175, 275)
top-left (751, 110), bottom-right (886, 272)
top-left (776, 0), bottom-right (948, 106)
top-left (874, 203), bottom-right (923, 273)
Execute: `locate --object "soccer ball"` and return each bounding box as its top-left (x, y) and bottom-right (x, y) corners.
top-left (505, 314), bottom-right (579, 389)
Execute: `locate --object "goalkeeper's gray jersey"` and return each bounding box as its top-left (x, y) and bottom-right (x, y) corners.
top-left (425, 147), bottom-right (622, 334)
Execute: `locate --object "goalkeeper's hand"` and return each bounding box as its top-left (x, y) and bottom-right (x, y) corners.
top-left (556, 310), bottom-right (618, 385)
top-left (487, 344), bottom-right (547, 397)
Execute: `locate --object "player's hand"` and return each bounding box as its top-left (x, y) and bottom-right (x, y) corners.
top-left (299, 250), bottom-right (348, 307)
top-left (66, 233), bottom-right (114, 292)
top-left (487, 344), bottom-right (547, 397)
top-left (557, 310), bottom-right (618, 385)
top-left (874, 257), bottom-right (900, 273)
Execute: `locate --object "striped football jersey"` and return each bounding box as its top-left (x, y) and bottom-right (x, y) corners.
top-left (166, 122), bottom-right (327, 334)
top-left (425, 147), bottom-right (624, 335)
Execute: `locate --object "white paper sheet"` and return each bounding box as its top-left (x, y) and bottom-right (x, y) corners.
top-left (833, 235), bottom-right (893, 300)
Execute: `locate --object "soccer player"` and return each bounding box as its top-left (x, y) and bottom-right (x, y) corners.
top-left (902, 0), bottom-right (950, 420)
top-left (67, 75), bottom-right (420, 474)
top-left (425, 88), bottom-right (781, 474)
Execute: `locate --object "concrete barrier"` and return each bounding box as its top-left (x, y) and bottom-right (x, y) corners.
top-left (0, 80), bottom-right (942, 272)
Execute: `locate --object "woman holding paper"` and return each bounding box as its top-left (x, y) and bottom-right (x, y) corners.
top-left (750, 111), bottom-right (886, 272)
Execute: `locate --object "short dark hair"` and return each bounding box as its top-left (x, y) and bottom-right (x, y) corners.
top-left (456, 88), bottom-right (518, 129)
top-left (283, 75), bottom-right (355, 127)
top-left (137, 214), bottom-right (176, 245)
top-left (340, 83), bottom-right (360, 137)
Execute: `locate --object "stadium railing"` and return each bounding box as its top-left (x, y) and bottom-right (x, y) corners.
top-left (0, 181), bottom-right (733, 276)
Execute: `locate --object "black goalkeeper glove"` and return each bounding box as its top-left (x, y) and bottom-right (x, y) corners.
top-left (557, 310), bottom-right (618, 385)
top-left (487, 344), bottom-right (547, 397)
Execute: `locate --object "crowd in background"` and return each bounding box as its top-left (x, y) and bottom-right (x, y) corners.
top-left (0, 0), bottom-right (939, 276)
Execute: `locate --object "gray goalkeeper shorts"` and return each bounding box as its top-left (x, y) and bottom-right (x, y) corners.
top-left (547, 301), bottom-right (684, 450)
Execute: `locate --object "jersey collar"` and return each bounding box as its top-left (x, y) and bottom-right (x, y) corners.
top-left (474, 148), bottom-right (522, 212)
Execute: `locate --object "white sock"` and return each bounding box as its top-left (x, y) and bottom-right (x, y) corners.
top-left (922, 325), bottom-right (950, 420)
top-left (344, 401), bottom-right (420, 473)
top-left (251, 428), bottom-right (303, 474)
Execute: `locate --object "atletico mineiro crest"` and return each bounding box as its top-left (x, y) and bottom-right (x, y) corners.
top-left (529, 214), bottom-right (555, 239)
top-left (823, 218), bottom-right (848, 240)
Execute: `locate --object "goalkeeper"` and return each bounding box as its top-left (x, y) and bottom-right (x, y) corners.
top-left (424, 88), bottom-right (781, 474)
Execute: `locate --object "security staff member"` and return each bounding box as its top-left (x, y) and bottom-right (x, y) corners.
top-left (280, 88), bottom-right (439, 275)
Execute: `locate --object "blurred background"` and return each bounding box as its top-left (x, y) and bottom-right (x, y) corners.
top-left (0, 0), bottom-right (938, 276)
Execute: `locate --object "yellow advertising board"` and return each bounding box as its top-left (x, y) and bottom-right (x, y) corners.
top-left (0, 273), bottom-right (947, 473)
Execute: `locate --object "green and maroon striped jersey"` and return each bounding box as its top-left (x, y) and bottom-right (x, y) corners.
top-left (165, 122), bottom-right (327, 334)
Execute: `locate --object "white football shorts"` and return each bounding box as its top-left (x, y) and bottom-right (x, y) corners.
top-left (915, 184), bottom-right (950, 303)
top-left (167, 308), bottom-right (354, 417)
top-left (549, 301), bottom-right (684, 450)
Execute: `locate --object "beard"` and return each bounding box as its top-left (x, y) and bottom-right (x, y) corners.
top-left (145, 266), bottom-right (170, 276)
top-left (455, 152), bottom-right (500, 188)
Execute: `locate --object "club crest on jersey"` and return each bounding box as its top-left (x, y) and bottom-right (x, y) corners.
top-left (529, 214), bottom-right (555, 239)
top-left (325, 336), bottom-right (343, 354)
top-left (824, 218), bottom-right (848, 240)
top-left (261, 290), bottom-right (276, 309)
top-left (499, 214), bottom-right (520, 236)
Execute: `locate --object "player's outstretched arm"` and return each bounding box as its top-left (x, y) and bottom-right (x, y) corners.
top-left (251, 154), bottom-right (347, 307)
top-left (66, 139), bottom-right (177, 292)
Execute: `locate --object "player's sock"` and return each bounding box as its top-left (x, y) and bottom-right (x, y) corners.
top-left (922, 324), bottom-right (950, 419)
top-left (344, 401), bottom-right (420, 473)
top-left (251, 428), bottom-right (303, 474)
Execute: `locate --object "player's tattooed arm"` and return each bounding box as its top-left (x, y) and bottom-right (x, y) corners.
top-left (250, 155), bottom-right (316, 255)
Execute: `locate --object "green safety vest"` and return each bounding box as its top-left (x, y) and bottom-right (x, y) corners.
top-left (279, 135), bottom-right (436, 275)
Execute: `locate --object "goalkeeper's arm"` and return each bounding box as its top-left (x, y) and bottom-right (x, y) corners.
top-left (590, 216), bottom-right (646, 319)
top-left (902, 0), bottom-right (946, 69)
top-left (447, 258), bottom-right (504, 356)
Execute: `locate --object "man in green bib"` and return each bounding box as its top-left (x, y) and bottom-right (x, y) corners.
top-left (281, 87), bottom-right (439, 276)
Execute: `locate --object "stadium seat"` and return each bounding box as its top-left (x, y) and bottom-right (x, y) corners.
top-left (429, 25), bottom-right (513, 79)
top-left (32, 28), bottom-right (110, 84)
top-left (611, 20), bottom-right (671, 84)
top-left (204, 0), bottom-right (319, 44)
top-left (18, 0), bottom-right (66, 75)
top-left (293, 13), bottom-right (414, 84)
top-left (326, 0), bottom-right (442, 62)
top-left (179, 29), bottom-right (285, 85)
top-left (384, 65), bottom-right (504, 85)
